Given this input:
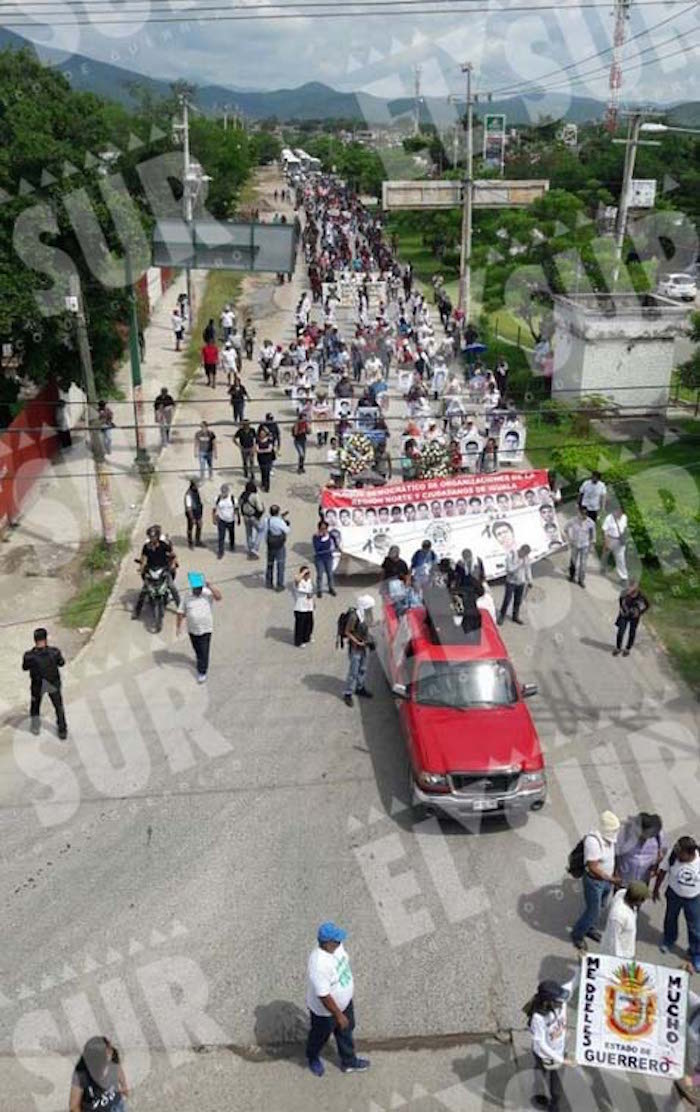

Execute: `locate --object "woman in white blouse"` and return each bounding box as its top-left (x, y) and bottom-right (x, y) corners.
top-left (293, 565), bottom-right (315, 648)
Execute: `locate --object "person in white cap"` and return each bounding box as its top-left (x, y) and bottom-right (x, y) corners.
top-left (343, 595), bottom-right (375, 708)
top-left (571, 811), bottom-right (621, 952)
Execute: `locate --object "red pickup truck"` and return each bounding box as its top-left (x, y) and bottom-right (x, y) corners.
top-left (381, 587), bottom-right (547, 820)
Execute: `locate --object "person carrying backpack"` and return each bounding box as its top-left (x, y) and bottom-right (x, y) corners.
top-left (213, 484), bottom-right (240, 559)
top-left (240, 479), bottom-right (264, 558)
top-left (340, 595), bottom-right (375, 708)
top-left (570, 811), bottom-right (621, 952)
top-left (524, 973), bottom-right (578, 1111)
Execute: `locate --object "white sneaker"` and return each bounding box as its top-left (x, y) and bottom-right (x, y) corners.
top-left (197, 673), bottom-right (207, 683)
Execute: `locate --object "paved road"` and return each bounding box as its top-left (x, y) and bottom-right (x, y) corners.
top-left (0, 170), bottom-right (696, 1111)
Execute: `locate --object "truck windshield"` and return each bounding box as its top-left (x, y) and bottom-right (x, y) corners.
top-left (414, 660), bottom-right (518, 708)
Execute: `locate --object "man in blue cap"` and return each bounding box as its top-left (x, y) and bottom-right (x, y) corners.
top-left (305, 921), bottom-right (370, 1077)
top-left (175, 573), bottom-right (222, 683)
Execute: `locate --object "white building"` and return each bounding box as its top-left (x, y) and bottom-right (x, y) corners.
top-left (552, 293), bottom-right (689, 412)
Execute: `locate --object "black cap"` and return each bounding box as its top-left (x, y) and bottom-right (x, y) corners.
top-left (538, 980), bottom-right (569, 1003)
top-left (34, 628), bottom-right (48, 642)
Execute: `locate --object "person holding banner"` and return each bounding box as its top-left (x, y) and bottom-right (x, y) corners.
top-left (524, 973), bottom-right (578, 1111)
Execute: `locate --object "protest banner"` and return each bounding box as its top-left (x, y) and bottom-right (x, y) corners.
top-left (320, 469), bottom-right (564, 579)
top-left (575, 954), bottom-right (688, 1080)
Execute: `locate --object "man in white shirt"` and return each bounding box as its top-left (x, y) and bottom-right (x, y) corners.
top-left (571, 811), bottom-right (621, 952)
top-left (654, 835), bottom-right (700, 972)
top-left (305, 922), bottom-right (370, 1077)
top-left (601, 506), bottom-right (629, 582)
top-left (578, 471), bottom-right (607, 522)
top-left (498, 544), bottom-right (532, 626)
top-left (220, 305), bottom-right (235, 340)
top-left (600, 882), bottom-right (649, 958)
top-left (565, 506), bottom-right (596, 587)
top-left (176, 572), bottom-right (222, 682)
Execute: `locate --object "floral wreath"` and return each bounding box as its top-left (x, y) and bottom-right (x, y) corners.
top-left (339, 432), bottom-right (375, 476)
top-left (419, 439), bottom-right (451, 479)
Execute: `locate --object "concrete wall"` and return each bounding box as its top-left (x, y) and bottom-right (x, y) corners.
top-left (552, 295), bottom-right (689, 412)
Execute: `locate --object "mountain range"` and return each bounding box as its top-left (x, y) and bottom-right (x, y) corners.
top-left (1, 27), bottom-right (697, 127)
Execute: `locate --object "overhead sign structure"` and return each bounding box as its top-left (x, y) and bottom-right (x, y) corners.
top-left (628, 179), bottom-right (657, 210)
top-left (382, 179), bottom-right (549, 211)
top-left (575, 954), bottom-right (688, 1080)
top-left (483, 114), bottom-right (506, 174)
top-left (152, 219), bottom-right (299, 273)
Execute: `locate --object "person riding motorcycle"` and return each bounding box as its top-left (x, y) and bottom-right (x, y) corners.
top-left (132, 526), bottom-right (180, 620)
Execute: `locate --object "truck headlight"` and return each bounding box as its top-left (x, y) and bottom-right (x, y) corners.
top-left (519, 771), bottom-right (546, 788)
top-left (416, 770), bottom-right (450, 793)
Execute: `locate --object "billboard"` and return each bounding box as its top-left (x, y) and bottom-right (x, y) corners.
top-left (483, 113), bottom-right (506, 174)
top-left (320, 469), bottom-right (564, 579)
top-left (152, 219), bottom-right (299, 272)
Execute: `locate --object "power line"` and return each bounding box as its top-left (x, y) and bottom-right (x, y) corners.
top-left (486, 0), bottom-right (699, 97)
top-left (501, 31), bottom-right (700, 96)
top-left (0, 0), bottom-right (685, 25)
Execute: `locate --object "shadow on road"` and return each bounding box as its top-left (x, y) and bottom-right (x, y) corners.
top-left (518, 881), bottom-right (578, 942)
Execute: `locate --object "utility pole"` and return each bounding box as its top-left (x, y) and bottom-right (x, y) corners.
top-left (413, 65), bottom-right (422, 136)
top-left (458, 62), bottom-right (474, 318)
top-left (68, 275), bottom-right (117, 546)
top-left (612, 111), bottom-right (661, 286)
top-left (124, 252), bottom-right (151, 471)
top-left (181, 95), bottom-right (194, 328)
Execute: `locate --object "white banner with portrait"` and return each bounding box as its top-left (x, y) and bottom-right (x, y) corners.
top-left (320, 469), bottom-right (564, 580)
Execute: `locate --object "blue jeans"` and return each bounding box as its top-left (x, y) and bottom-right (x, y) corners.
top-left (572, 873), bottom-right (611, 944)
top-left (315, 554), bottom-right (334, 594)
top-left (663, 888), bottom-right (700, 964)
top-left (244, 518), bottom-right (261, 554)
top-left (266, 546), bottom-right (285, 588)
top-left (306, 1000), bottom-right (357, 1066)
top-left (345, 648), bottom-right (368, 695)
top-left (199, 451), bottom-right (213, 480)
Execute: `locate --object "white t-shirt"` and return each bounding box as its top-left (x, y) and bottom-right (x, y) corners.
top-left (306, 944), bottom-right (354, 1016)
top-left (221, 349), bottom-right (238, 373)
top-left (215, 494), bottom-right (236, 523)
top-left (579, 479), bottom-right (607, 511)
top-left (661, 849), bottom-right (700, 898)
top-left (178, 588), bottom-right (213, 635)
top-left (601, 888), bottom-right (637, 958)
top-left (602, 512), bottom-right (627, 540)
top-left (221, 309), bottom-right (235, 329)
top-left (583, 832), bottom-right (615, 876)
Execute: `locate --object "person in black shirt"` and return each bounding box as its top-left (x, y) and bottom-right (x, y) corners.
top-left (132, 526), bottom-right (180, 618)
top-left (69, 1036), bottom-right (128, 1112)
top-left (261, 412), bottom-right (281, 451)
top-left (23, 628), bottom-right (67, 739)
top-left (381, 545), bottom-right (409, 581)
top-left (234, 419), bottom-right (257, 478)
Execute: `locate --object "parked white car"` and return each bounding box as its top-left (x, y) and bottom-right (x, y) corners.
top-left (657, 273), bottom-right (697, 301)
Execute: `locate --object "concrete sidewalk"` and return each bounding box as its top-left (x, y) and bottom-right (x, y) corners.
top-left (0, 269), bottom-right (206, 713)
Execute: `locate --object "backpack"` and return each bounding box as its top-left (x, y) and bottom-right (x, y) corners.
top-left (567, 839), bottom-right (586, 879)
top-left (241, 491), bottom-right (262, 520)
top-left (568, 832), bottom-right (603, 879)
top-left (336, 608), bottom-right (356, 649)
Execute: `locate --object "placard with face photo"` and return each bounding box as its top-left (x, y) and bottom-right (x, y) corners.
top-left (334, 398), bottom-right (355, 420)
top-left (498, 420), bottom-right (526, 465)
